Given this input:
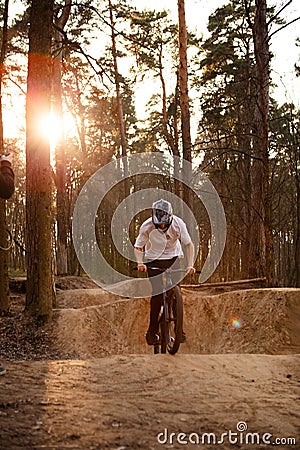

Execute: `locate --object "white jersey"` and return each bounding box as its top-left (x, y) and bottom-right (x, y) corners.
top-left (134, 215), bottom-right (192, 260)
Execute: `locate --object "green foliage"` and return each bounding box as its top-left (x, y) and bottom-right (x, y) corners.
top-left (126, 8), bottom-right (178, 72)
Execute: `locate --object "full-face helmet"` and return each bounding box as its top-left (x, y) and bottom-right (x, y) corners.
top-left (152, 199), bottom-right (173, 231)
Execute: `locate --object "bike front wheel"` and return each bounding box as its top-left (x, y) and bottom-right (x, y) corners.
top-left (160, 313), bottom-right (168, 354)
top-left (167, 285), bottom-right (183, 355)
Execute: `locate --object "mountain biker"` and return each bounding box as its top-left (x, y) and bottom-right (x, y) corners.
top-left (134, 199), bottom-right (196, 346)
top-left (0, 153), bottom-right (15, 376)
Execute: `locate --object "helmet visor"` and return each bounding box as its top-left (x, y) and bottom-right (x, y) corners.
top-left (153, 208), bottom-right (172, 225)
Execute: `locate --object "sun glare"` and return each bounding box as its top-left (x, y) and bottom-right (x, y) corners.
top-left (38, 109), bottom-right (78, 156)
top-left (39, 111), bottom-right (63, 149)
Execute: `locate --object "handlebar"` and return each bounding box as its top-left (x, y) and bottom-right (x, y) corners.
top-left (147, 267), bottom-right (188, 273)
top-left (135, 266), bottom-right (201, 274)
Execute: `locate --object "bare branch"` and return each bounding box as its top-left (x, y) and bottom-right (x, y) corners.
top-left (267, 0), bottom-right (293, 25)
top-left (195, 149), bottom-right (263, 172)
top-left (55, 0), bottom-right (72, 29)
top-left (268, 15), bottom-right (300, 40)
top-left (243, 0), bottom-right (253, 30)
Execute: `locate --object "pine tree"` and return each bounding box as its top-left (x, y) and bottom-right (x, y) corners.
top-left (196, 0), bottom-right (256, 279)
top-left (53, 0), bottom-right (71, 276)
top-left (246, 0), bottom-right (272, 283)
top-left (25, 0), bottom-right (55, 324)
top-left (0, 0), bottom-right (10, 314)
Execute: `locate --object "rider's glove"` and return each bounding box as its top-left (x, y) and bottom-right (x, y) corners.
top-left (0, 153), bottom-right (13, 165)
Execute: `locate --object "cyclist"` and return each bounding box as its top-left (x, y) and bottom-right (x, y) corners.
top-left (134, 199), bottom-right (196, 345)
top-left (0, 153), bottom-right (15, 376)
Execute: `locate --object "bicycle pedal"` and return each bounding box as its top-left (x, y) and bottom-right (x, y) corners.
top-left (146, 331), bottom-right (160, 346)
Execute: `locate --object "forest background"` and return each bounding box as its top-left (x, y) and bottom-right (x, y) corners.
top-left (0, 0), bottom-right (300, 324)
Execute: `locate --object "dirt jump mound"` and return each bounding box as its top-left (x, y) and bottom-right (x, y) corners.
top-left (53, 287), bottom-right (300, 358)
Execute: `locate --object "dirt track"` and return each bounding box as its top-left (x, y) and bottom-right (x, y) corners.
top-left (1, 285), bottom-right (300, 449)
top-left (1, 354), bottom-right (299, 449)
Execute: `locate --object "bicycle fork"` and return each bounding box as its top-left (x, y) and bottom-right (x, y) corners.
top-left (158, 290), bottom-right (169, 323)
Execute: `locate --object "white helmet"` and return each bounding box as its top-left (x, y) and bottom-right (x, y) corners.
top-left (152, 199), bottom-right (173, 230)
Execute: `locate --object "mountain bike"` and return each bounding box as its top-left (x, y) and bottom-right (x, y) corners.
top-left (147, 267), bottom-right (186, 355)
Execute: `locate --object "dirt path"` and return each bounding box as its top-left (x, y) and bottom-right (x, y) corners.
top-left (1, 354), bottom-right (299, 449)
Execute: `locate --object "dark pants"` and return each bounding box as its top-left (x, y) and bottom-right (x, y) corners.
top-left (146, 257), bottom-right (179, 333)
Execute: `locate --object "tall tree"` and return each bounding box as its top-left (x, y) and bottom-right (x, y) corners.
top-left (26, 0), bottom-right (55, 323)
top-left (245, 0), bottom-right (272, 283)
top-left (0, 0), bottom-right (10, 314)
top-left (177, 0), bottom-right (193, 209)
top-left (128, 7), bottom-right (194, 204)
top-left (108, 0), bottom-right (127, 161)
top-left (177, 0), bottom-right (192, 165)
top-left (196, 0), bottom-right (256, 280)
top-left (53, 0), bottom-right (71, 275)
top-left (128, 9), bottom-right (179, 158)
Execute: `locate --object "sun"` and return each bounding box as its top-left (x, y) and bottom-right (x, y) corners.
top-left (39, 110), bottom-right (63, 150)
top-left (38, 108), bottom-right (77, 155)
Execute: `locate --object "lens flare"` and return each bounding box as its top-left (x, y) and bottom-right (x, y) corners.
top-left (228, 316), bottom-right (244, 330)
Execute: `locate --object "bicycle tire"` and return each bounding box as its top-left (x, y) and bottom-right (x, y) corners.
top-left (160, 313), bottom-right (167, 353)
top-left (167, 285), bottom-right (183, 355)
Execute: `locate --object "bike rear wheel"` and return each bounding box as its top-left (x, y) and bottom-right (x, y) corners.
top-left (167, 285), bottom-right (183, 355)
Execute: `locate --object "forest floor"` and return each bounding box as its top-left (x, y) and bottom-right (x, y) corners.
top-left (0, 277), bottom-right (299, 449)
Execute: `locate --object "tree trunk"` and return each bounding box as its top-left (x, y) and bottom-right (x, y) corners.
top-left (108, 0), bottom-right (127, 162)
top-left (295, 178), bottom-right (300, 287)
top-left (177, 0), bottom-right (192, 207)
top-left (236, 103), bottom-right (252, 279)
top-left (0, 200), bottom-right (9, 314)
top-left (0, 0), bottom-right (10, 314)
top-left (108, 0), bottom-right (131, 268)
top-left (25, 0), bottom-right (55, 324)
top-left (159, 47), bottom-right (182, 201)
top-left (53, 0), bottom-right (71, 275)
top-left (248, 0), bottom-right (272, 284)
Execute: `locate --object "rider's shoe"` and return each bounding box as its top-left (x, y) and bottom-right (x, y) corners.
top-left (174, 325), bottom-right (187, 343)
top-left (181, 331), bottom-right (186, 343)
top-left (145, 329), bottom-right (160, 345)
